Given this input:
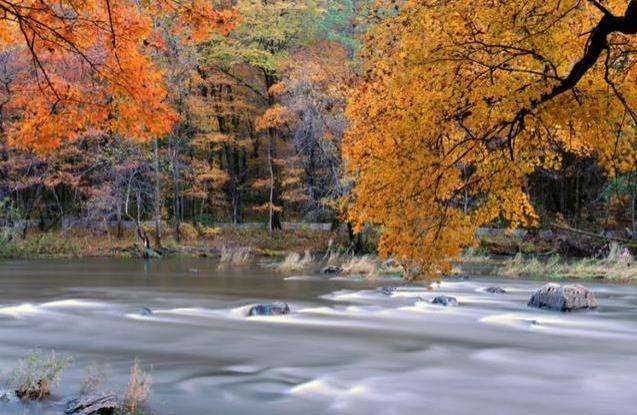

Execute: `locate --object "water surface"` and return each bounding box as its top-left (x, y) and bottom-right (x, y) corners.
top-left (1, 258), bottom-right (636, 414)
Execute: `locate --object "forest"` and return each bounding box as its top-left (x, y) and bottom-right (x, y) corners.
top-left (1, 0), bottom-right (637, 276)
top-left (2, 2), bottom-right (637, 415)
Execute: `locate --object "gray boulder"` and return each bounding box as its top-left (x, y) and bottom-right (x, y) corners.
top-left (248, 302), bottom-right (290, 317)
top-left (65, 392), bottom-right (118, 415)
top-left (378, 287), bottom-right (396, 296)
top-left (139, 307), bottom-right (153, 316)
top-left (485, 286), bottom-right (507, 294)
top-left (431, 296), bottom-right (459, 307)
top-left (528, 283), bottom-right (598, 312)
top-left (320, 265), bottom-right (343, 275)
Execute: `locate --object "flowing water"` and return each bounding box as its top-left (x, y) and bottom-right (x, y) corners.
top-left (1, 258), bottom-right (636, 415)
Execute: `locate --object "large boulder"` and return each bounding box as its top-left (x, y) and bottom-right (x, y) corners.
top-left (248, 302), bottom-right (290, 317)
top-left (65, 392), bottom-right (118, 415)
top-left (431, 296), bottom-right (459, 307)
top-left (528, 283), bottom-right (598, 312)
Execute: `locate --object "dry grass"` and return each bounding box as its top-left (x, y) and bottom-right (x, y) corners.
top-left (501, 242), bottom-right (636, 281)
top-left (277, 250), bottom-right (314, 272)
top-left (196, 224), bottom-right (222, 239)
top-left (79, 363), bottom-right (110, 396)
top-left (123, 360), bottom-right (152, 415)
top-left (341, 255), bottom-right (379, 279)
top-left (460, 247), bottom-right (491, 263)
top-left (219, 246), bottom-right (252, 266)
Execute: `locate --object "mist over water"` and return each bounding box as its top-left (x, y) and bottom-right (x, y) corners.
top-left (1, 258), bottom-right (636, 414)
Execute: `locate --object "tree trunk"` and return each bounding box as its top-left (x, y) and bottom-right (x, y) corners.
top-left (263, 71), bottom-right (282, 234)
top-left (170, 136), bottom-right (182, 242)
top-left (116, 199), bottom-right (123, 239)
top-left (153, 139), bottom-right (162, 247)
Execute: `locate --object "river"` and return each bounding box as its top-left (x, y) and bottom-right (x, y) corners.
top-left (1, 258), bottom-right (636, 414)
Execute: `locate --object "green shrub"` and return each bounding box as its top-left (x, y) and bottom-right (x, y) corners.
top-left (6, 350), bottom-right (71, 401)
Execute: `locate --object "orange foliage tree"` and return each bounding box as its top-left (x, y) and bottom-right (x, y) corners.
top-left (345, 0), bottom-right (637, 279)
top-left (0, 0), bottom-right (237, 151)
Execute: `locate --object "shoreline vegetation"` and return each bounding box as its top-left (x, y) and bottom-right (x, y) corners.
top-left (0, 224), bottom-right (634, 283)
top-left (1, 351), bottom-right (152, 415)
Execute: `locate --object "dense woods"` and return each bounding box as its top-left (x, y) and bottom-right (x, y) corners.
top-left (0, 0), bottom-right (357, 244)
top-left (1, 1), bottom-right (637, 277)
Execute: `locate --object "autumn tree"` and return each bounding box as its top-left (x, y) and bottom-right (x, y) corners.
top-left (0, 0), bottom-right (237, 152)
top-left (276, 42), bottom-right (352, 221)
top-left (345, 0), bottom-right (637, 278)
top-left (200, 0), bottom-right (325, 233)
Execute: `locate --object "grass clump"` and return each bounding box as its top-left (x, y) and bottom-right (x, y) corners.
top-left (277, 250), bottom-right (314, 272)
top-left (501, 242), bottom-right (635, 281)
top-left (5, 350), bottom-right (71, 401)
top-left (79, 363), bottom-right (111, 396)
top-left (460, 247), bottom-right (491, 263)
top-left (196, 224), bottom-right (221, 239)
top-left (177, 223), bottom-right (199, 241)
top-left (219, 246), bottom-right (252, 266)
top-left (341, 255), bottom-right (379, 279)
top-left (123, 360), bottom-right (152, 415)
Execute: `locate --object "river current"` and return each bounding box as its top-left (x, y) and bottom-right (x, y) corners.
top-left (1, 258), bottom-right (636, 414)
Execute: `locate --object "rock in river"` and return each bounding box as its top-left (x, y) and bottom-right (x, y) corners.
top-left (248, 302), bottom-right (290, 317)
top-left (431, 296), bottom-right (459, 307)
top-left (528, 283), bottom-right (598, 312)
top-left (378, 287), bottom-right (396, 296)
top-left (65, 392), bottom-right (118, 415)
top-left (320, 265), bottom-right (343, 275)
top-left (139, 307), bottom-right (153, 316)
top-left (485, 286), bottom-right (507, 294)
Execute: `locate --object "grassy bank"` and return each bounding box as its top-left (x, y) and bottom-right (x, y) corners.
top-left (0, 225), bottom-right (350, 259)
top-left (2, 226), bottom-right (635, 284)
top-left (456, 242), bottom-right (636, 283)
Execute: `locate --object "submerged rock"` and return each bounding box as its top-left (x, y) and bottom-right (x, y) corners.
top-left (431, 296), bottom-right (459, 307)
top-left (320, 265), bottom-right (343, 275)
top-left (139, 307), bottom-right (153, 316)
top-left (378, 287), bottom-right (396, 296)
top-left (485, 286), bottom-right (507, 294)
top-left (248, 302), bottom-right (290, 317)
top-left (65, 392), bottom-right (118, 415)
top-left (528, 283), bottom-right (598, 312)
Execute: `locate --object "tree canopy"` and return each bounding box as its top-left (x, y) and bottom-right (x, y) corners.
top-left (345, 0), bottom-right (637, 278)
top-left (0, 0), bottom-right (237, 151)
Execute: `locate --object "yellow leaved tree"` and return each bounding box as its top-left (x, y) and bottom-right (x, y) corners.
top-left (345, 0), bottom-right (637, 279)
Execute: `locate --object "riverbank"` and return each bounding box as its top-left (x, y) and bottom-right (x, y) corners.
top-left (1, 226), bottom-right (635, 283)
top-left (0, 226), bottom-right (347, 259)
